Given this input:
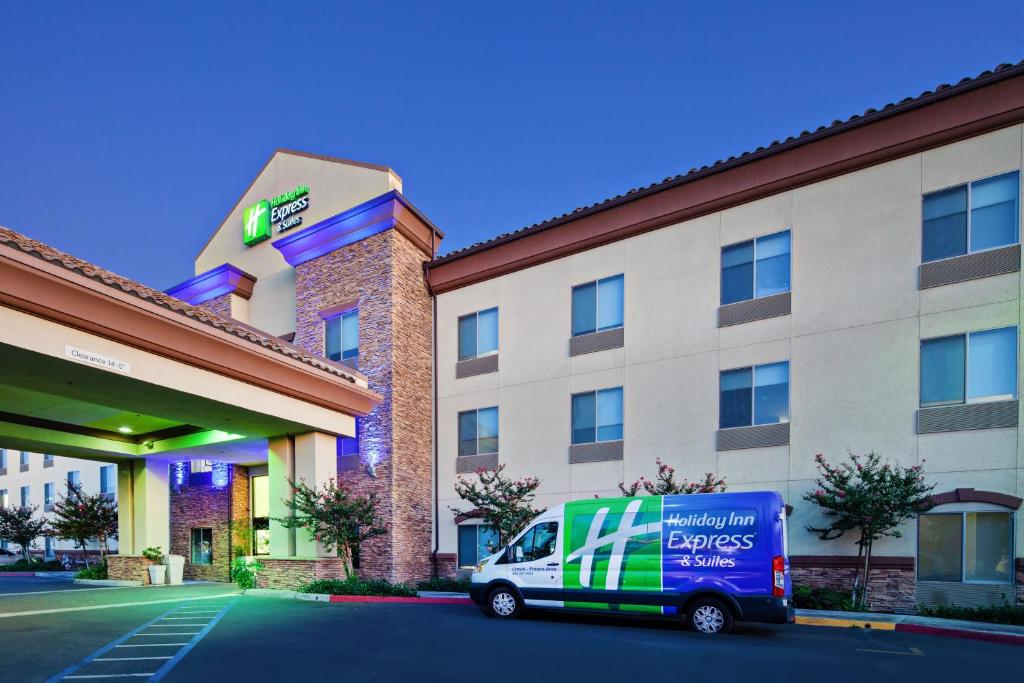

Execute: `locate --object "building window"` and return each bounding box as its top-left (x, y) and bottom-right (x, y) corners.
top-left (20, 451), bottom-right (29, 472)
top-left (325, 309), bottom-right (358, 365)
top-left (44, 482), bottom-right (54, 509)
top-left (251, 475), bottom-right (270, 555)
top-left (190, 528), bottom-right (213, 565)
top-left (44, 536), bottom-right (54, 560)
top-left (458, 407), bottom-right (499, 456)
top-left (20, 486), bottom-right (29, 507)
top-left (100, 466), bottom-right (116, 498)
top-left (918, 511), bottom-right (1014, 584)
top-left (720, 361), bottom-right (790, 429)
top-left (458, 307), bottom-right (499, 360)
top-left (0, 489), bottom-right (8, 508)
top-left (457, 524), bottom-right (499, 568)
top-left (67, 470), bottom-right (80, 489)
top-left (43, 454), bottom-right (54, 468)
top-left (572, 274), bottom-right (624, 337)
top-left (923, 171), bottom-right (1020, 263)
top-left (920, 327), bottom-right (1017, 407)
top-left (721, 230), bottom-right (791, 305)
top-left (0, 449), bottom-right (6, 472)
top-left (571, 387), bottom-right (624, 444)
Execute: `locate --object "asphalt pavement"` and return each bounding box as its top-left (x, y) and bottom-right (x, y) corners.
top-left (0, 576), bottom-right (1019, 683)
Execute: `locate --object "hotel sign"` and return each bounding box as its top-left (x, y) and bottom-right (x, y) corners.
top-left (242, 184), bottom-right (311, 246)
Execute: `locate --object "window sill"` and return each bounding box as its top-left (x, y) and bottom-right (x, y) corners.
top-left (716, 423), bottom-right (790, 451)
top-left (569, 327), bottom-right (624, 356)
top-left (19, 465), bottom-right (28, 473)
top-left (917, 399), bottom-right (1018, 434)
top-left (456, 452), bottom-right (498, 473)
top-left (718, 292), bottom-right (791, 327)
top-left (919, 244), bottom-right (1020, 289)
top-left (0, 468), bottom-right (6, 476)
top-left (44, 504), bottom-right (54, 512)
top-left (569, 440), bottom-right (624, 463)
top-left (43, 461), bottom-right (53, 469)
top-left (456, 353), bottom-right (499, 378)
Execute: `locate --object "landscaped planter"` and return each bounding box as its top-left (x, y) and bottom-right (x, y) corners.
top-left (147, 564), bottom-right (167, 585)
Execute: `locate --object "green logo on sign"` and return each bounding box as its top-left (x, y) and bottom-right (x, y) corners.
top-left (242, 199), bottom-right (271, 246)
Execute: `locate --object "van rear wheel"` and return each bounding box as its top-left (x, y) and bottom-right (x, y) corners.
top-left (687, 598), bottom-right (733, 634)
top-left (486, 587), bottom-right (523, 619)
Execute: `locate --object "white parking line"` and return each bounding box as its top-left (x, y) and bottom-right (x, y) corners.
top-left (0, 592), bottom-right (238, 619)
top-left (0, 586), bottom-right (131, 597)
top-left (114, 644), bottom-right (190, 648)
top-left (64, 675), bottom-right (154, 679)
top-left (94, 657), bottom-right (172, 662)
top-left (134, 633), bottom-right (200, 637)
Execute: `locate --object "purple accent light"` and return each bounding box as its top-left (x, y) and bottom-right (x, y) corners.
top-left (273, 190), bottom-right (419, 267)
top-left (165, 264), bottom-right (257, 305)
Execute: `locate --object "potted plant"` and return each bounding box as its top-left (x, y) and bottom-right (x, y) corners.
top-left (141, 546), bottom-right (165, 585)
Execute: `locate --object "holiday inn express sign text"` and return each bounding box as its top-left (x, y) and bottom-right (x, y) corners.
top-left (242, 184), bottom-right (311, 246)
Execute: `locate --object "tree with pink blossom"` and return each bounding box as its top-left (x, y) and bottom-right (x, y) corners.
top-left (619, 459), bottom-right (726, 497)
top-left (804, 451), bottom-right (933, 610)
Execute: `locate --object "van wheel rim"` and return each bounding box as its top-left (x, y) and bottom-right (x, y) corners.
top-left (492, 592), bottom-right (516, 616)
top-left (693, 605), bottom-right (725, 633)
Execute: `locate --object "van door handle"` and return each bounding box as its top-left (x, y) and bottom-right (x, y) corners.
top-left (547, 562), bottom-right (560, 567)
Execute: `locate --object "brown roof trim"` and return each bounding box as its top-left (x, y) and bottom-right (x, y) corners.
top-left (426, 61), bottom-right (1024, 293)
top-left (790, 555), bottom-right (914, 570)
top-left (930, 488), bottom-right (1022, 510)
top-left (0, 226), bottom-right (381, 418)
top-left (453, 509), bottom-right (485, 524)
top-left (195, 148), bottom-right (400, 260)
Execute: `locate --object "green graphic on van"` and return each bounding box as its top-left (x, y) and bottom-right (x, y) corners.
top-left (242, 199), bottom-right (271, 246)
top-left (564, 497), bottom-right (663, 611)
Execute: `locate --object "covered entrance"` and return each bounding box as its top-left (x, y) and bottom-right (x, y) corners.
top-left (0, 227), bottom-right (380, 584)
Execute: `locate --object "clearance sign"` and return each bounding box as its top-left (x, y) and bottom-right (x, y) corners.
top-left (242, 184), bottom-right (311, 246)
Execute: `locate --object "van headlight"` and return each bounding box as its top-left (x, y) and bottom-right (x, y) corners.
top-left (473, 561), bottom-right (487, 573)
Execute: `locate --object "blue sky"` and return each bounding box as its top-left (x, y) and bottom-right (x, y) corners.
top-left (0, 2), bottom-right (1021, 288)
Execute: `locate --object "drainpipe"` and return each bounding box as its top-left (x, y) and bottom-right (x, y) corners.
top-left (426, 231), bottom-right (441, 578)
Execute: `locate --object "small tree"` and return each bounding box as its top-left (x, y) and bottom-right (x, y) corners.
top-left (804, 452), bottom-right (934, 610)
top-left (274, 478), bottom-right (387, 578)
top-left (50, 483), bottom-right (118, 567)
top-left (0, 506), bottom-right (49, 561)
top-left (620, 459), bottom-right (727, 496)
top-left (451, 465), bottom-right (544, 550)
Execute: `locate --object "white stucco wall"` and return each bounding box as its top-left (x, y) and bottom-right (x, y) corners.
top-left (436, 124), bottom-right (1024, 564)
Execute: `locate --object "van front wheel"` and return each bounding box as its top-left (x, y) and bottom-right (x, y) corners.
top-left (486, 587), bottom-right (523, 619)
top-left (687, 598), bottom-right (734, 634)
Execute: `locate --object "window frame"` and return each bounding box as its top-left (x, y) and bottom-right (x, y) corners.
top-left (571, 386), bottom-right (624, 445)
top-left (720, 230), bottom-right (792, 305)
top-left (190, 527), bottom-right (214, 565)
top-left (44, 482), bottom-right (54, 507)
top-left (919, 326), bottom-right (1018, 408)
top-left (20, 485), bottom-right (29, 507)
top-left (571, 274), bottom-right (624, 338)
top-left (917, 510), bottom-right (1015, 585)
top-left (457, 523), bottom-right (499, 568)
top-left (922, 170), bottom-right (1021, 263)
top-left (719, 361), bottom-right (791, 429)
top-left (457, 407), bottom-right (499, 456)
top-left (324, 308), bottom-right (359, 363)
top-left (457, 307), bottom-right (499, 361)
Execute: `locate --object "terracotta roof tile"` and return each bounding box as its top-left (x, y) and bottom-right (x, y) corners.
top-left (432, 60), bottom-right (1024, 265)
top-left (0, 226), bottom-right (359, 384)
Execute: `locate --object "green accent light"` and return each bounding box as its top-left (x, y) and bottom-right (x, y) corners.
top-left (117, 426), bottom-right (133, 433)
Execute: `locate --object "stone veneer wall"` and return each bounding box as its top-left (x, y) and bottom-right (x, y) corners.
top-left (255, 558), bottom-right (348, 590)
top-left (293, 229), bottom-right (434, 584)
top-left (790, 560), bottom-right (916, 613)
top-left (169, 465), bottom-right (250, 581)
top-left (196, 292), bottom-right (232, 319)
top-left (107, 555), bottom-right (154, 584)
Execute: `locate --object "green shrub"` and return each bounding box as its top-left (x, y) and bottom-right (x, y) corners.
top-left (299, 576), bottom-right (418, 597)
top-left (141, 546), bottom-right (163, 562)
top-left (415, 576), bottom-right (470, 593)
top-left (0, 559), bottom-right (64, 572)
top-left (75, 562), bottom-right (108, 580)
top-left (917, 602), bottom-right (1024, 626)
top-left (792, 585), bottom-right (858, 612)
top-left (231, 557), bottom-right (264, 590)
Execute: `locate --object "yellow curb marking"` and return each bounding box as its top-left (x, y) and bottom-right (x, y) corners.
top-left (795, 615), bottom-right (896, 630)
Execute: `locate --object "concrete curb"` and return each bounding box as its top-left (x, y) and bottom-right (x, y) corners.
top-left (243, 587), bottom-right (472, 605)
top-left (795, 609), bottom-right (1024, 646)
top-left (0, 572), bottom-right (37, 577)
top-left (74, 579), bottom-right (143, 587)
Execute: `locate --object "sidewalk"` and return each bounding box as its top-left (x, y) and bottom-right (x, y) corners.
top-left (796, 608), bottom-right (1024, 645)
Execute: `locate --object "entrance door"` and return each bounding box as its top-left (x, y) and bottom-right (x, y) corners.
top-left (503, 521), bottom-right (561, 606)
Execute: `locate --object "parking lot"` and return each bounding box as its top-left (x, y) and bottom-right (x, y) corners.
top-left (0, 576), bottom-right (1019, 682)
